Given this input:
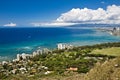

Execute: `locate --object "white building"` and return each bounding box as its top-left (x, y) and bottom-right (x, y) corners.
top-left (112, 27), bottom-right (120, 36)
top-left (15, 48), bottom-right (50, 61)
top-left (21, 53), bottom-right (29, 60)
top-left (43, 48), bottom-right (50, 54)
top-left (57, 43), bottom-right (66, 50)
top-left (17, 54), bottom-right (21, 61)
top-left (32, 51), bottom-right (38, 57)
top-left (117, 27), bottom-right (120, 30)
top-left (37, 49), bottom-right (43, 54)
top-left (57, 43), bottom-right (73, 50)
top-left (32, 49), bottom-right (43, 57)
top-left (2, 61), bottom-right (8, 65)
top-left (16, 53), bottom-right (31, 61)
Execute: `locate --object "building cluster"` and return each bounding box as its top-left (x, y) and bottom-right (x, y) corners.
top-left (57, 43), bottom-right (73, 50)
top-left (0, 43), bottom-right (73, 77)
top-left (110, 27), bottom-right (120, 36)
top-left (14, 48), bottom-right (51, 61)
top-left (0, 59), bottom-right (51, 76)
top-left (0, 48), bottom-right (52, 76)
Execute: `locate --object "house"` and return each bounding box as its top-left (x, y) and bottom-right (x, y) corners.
top-left (2, 61), bottom-right (8, 65)
top-left (16, 54), bottom-right (21, 61)
top-left (66, 67), bottom-right (78, 71)
top-left (44, 71), bottom-right (52, 75)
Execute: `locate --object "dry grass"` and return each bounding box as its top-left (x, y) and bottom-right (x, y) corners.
top-left (84, 57), bottom-right (120, 80)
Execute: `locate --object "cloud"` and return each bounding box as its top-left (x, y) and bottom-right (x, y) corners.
top-left (3, 22), bottom-right (17, 27)
top-left (32, 22), bottom-right (78, 27)
top-left (32, 5), bottom-right (120, 27)
top-left (56, 5), bottom-right (120, 24)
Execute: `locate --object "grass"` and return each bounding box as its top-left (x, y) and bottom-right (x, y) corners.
top-left (91, 47), bottom-right (120, 56)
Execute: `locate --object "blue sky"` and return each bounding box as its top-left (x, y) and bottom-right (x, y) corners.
top-left (0, 0), bottom-right (120, 26)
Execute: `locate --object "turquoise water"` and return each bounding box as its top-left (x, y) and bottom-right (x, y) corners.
top-left (0, 27), bottom-right (120, 60)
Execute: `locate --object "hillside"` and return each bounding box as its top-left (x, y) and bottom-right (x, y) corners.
top-left (33, 57), bottom-right (120, 80)
top-left (0, 42), bottom-right (120, 80)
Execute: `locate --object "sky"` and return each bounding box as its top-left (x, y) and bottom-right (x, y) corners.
top-left (0, 0), bottom-right (120, 27)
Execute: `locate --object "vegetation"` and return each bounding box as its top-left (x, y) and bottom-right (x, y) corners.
top-left (84, 57), bottom-right (120, 80)
top-left (0, 42), bottom-right (120, 80)
top-left (41, 57), bottom-right (120, 80)
top-left (92, 47), bottom-right (120, 56)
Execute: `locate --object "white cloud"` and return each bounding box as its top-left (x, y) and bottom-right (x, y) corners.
top-left (32, 5), bottom-right (120, 27)
top-left (32, 22), bottom-right (78, 27)
top-left (57, 5), bottom-right (120, 24)
top-left (3, 22), bottom-right (17, 27)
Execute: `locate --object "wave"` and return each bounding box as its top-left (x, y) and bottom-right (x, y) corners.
top-left (22, 46), bottom-right (32, 49)
top-left (17, 46), bottom-right (33, 51)
top-left (0, 56), bottom-right (11, 61)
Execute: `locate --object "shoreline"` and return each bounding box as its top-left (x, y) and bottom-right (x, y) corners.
top-left (96, 27), bottom-right (120, 36)
top-left (0, 43), bottom-right (74, 62)
top-left (0, 41), bottom-right (120, 79)
top-left (0, 41), bottom-right (120, 62)
top-left (0, 27), bottom-right (120, 60)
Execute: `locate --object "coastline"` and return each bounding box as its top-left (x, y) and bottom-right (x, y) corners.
top-left (0, 27), bottom-right (120, 59)
top-left (96, 27), bottom-right (120, 36)
top-left (0, 42), bottom-right (120, 80)
top-left (0, 41), bottom-right (119, 62)
top-left (0, 41), bottom-right (120, 62)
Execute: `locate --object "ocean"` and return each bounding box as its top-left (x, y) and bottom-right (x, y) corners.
top-left (0, 26), bottom-right (120, 61)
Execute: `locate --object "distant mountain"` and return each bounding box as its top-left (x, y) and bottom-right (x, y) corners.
top-left (69, 24), bottom-right (120, 27)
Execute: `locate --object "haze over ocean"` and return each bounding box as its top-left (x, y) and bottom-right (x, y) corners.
top-left (0, 26), bottom-right (120, 60)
